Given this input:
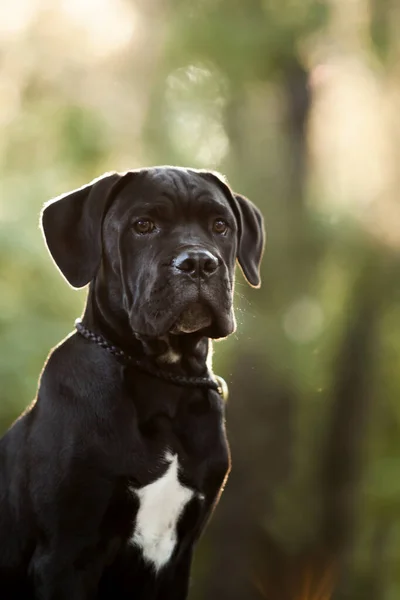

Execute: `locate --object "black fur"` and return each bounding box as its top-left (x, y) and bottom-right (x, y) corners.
top-left (0, 166), bottom-right (264, 599)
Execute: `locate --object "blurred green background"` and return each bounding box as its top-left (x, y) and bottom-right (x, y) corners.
top-left (1, 0), bottom-right (400, 598)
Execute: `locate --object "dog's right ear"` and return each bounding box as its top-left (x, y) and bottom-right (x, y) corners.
top-left (41, 172), bottom-right (126, 289)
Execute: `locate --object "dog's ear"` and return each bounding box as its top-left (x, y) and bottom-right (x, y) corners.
top-left (199, 172), bottom-right (265, 288)
top-left (232, 192), bottom-right (265, 288)
top-left (41, 172), bottom-right (126, 289)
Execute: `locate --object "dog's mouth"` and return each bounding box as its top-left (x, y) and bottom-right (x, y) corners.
top-left (170, 302), bottom-right (213, 335)
top-left (131, 284), bottom-right (235, 340)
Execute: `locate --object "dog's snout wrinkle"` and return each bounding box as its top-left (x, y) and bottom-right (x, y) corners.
top-left (173, 249), bottom-right (219, 279)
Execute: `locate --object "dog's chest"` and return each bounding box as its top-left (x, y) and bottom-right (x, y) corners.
top-left (128, 452), bottom-right (202, 571)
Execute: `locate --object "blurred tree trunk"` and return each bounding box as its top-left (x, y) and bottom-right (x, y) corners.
top-left (283, 60), bottom-right (309, 219)
top-left (322, 259), bottom-right (381, 598)
top-left (328, 256), bottom-right (391, 600)
top-left (199, 56), bottom-right (311, 600)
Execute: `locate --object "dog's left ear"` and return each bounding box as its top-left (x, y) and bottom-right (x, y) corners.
top-left (41, 172), bottom-right (127, 289)
top-left (232, 192), bottom-right (265, 288)
top-left (200, 172), bottom-right (265, 288)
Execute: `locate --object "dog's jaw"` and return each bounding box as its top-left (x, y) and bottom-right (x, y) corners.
top-left (127, 299), bottom-right (235, 341)
top-left (169, 302), bottom-right (213, 335)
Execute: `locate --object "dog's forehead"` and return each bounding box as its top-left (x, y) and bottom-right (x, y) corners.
top-left (119, 167), bottom-right (230, 208)
top-left (144, 167), bottom-right (214, 193)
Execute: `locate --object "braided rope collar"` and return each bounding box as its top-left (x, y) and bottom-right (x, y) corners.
top-left (74, 319), bottom-right (228, 399)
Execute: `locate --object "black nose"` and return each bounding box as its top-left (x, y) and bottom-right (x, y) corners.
top-left (174, 249), bottom-right (219, 278)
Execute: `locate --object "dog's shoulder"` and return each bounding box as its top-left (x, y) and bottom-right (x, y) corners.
top-left (40, 332), bottom-right (123, 401)
top-left (34, 333), bottom-right (134, 446)
top-left (22, 334), bottom-right (140, 476)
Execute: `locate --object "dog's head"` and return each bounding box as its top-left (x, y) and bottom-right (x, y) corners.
top-left (41, 167), bottom-right (264, 339)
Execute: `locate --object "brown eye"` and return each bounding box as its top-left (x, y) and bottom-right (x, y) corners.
top-left (213, 219), bottom-right (228, 235)
top-left (133, 219), bottom-right (155, 234)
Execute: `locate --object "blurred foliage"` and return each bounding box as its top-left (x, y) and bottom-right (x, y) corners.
top-left (1, 0), bottom-right (400, 598)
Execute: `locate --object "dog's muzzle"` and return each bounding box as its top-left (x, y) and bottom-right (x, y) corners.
top-left (168, 248), bottom-right (222, 334)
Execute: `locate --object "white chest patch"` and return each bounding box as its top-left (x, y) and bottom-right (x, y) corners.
top-left (129, 452), bottom-right (195, 571)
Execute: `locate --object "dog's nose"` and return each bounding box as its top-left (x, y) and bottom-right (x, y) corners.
top-left (174, 250), bottom-right (219, 278)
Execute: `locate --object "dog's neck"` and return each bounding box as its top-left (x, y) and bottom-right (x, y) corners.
top-left (82, 281), bottom-right (211, 378)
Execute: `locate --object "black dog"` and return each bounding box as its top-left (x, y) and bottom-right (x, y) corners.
top-left (0, 167), bottom-right (264, 599)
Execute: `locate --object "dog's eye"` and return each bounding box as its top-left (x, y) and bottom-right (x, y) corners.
top-left (213, 219), bottom-right (228, 235)
top-left (133, 219), bottom-right (155, 234)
